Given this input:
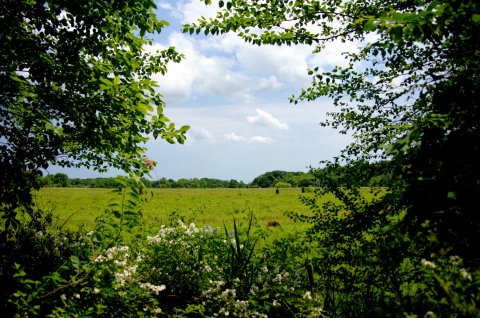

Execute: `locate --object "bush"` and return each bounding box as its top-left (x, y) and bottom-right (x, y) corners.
top-left (3, 181), bottom-right (325, 317)
top-left (275, 182), bottom-right (292, 188)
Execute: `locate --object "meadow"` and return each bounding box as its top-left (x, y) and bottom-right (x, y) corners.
top-left (33, 187), bottom-right (320, 235)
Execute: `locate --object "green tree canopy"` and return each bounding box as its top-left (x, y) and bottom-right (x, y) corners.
top-left (186, 1), bottom-right (480, 314)
top-left (187, 0), bottom-right (480, 259)
top-left (1, 0), bottom-right (189, 222)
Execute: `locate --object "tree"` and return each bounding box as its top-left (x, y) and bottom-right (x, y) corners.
top-left (186, 0), bottom-right (480, 315)
top-left (51, 173), bottom-right (69, 187)
top-left (1, 0), bottom-right (189, 227)
top-left (251, 170), bottom-right (288, 188)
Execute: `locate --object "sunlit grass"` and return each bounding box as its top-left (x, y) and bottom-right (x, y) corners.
top-left (34, 187), bottom-right (317, 234)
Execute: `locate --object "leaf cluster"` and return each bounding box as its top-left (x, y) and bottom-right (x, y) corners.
top-left (1, 0), bottom-right (189, 225)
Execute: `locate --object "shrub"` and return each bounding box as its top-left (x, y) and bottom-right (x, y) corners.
top-left (275, 182), bottom-right (292, 188)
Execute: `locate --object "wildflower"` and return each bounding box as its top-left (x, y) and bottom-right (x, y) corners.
top-left (153, 308), bottom-right (162, 314)
top-left (303, 291), bottom-right (312, 301)
top-left (234, 300), bottom-right (248, 310)
top-left (60, 294), bottom-right (67, 301)
top-left (272, 300), bottom-right (281, 307)
top-left (449, 255), bottom-right (461, 266)
top-left (115, 265), bottom-right (138, 286)
top-left (218, 307), bottom-right (230, 316)
top-left (460, 268), bottom-right (472, 281)
top-left (93, 288), bottom-right (100, 294)
top-left (273, 273), bottom-right (283, 282)
top-left (74, 293), bottom-right (81, 299)
top-left (262, 266), bottom-right (268, 273)
top-left (139, 282), bottom-right (167, 295)
top-left (205, 264), bottom-right (212, 272)
top-left (114, 259), bottom-right (128, 267)
top-left (421, 258), bottom-right (436, 269)
top-left (220, 288), bottom-right (236, 300)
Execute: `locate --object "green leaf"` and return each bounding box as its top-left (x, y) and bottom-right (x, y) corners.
top-left (70, 255), bottom-right (80, 269)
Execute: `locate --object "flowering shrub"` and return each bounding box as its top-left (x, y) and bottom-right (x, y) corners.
top-left (5, 179), bottom-right (326, 317)
top-left (137, 220), bottom-right (324, 317)
top-left (401, 256), bottom-right (480, 317)
top-left (138, 221), bottom-right (228, 311)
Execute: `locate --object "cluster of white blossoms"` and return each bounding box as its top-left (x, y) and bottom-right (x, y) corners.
top-left (459, 268), bottom-right (472, 281)
top-left (139, 282), bottom-right (167, 295)
top-left (92, 244), bottom-right (169, 295)
top-left (94, 246), bottom-right (130, 264)
top-left (115, 265), bottom-right (138, 287)
top-left (421, 258), bottom-right (436, 269)
top-left (147, 222), bottom-right (221, 244)
top-left (422, 256), bottom-right (473, 283)
top-left (272, 271), bottom-right (290, 283)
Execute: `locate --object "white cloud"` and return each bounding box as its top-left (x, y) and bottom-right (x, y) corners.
top-left (250, 136), bottom-right (274, 144)
top-left (157, 2), bottom-right (174, 11)
top-left (148, 33), bottom-right (288, 104)
top-left (187, 126), bottom-right (215, 143)
top-left (246, 109), bottom-right (289, 130)
top-left (224, 132), bottom-right (246, 142)
top-left (176, 0), bottom-right (220, 24)
top-left (224, 132), bottom-right (274, 144)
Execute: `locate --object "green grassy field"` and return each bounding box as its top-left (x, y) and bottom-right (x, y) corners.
top-left (33, 187), bottom-right (320, 235)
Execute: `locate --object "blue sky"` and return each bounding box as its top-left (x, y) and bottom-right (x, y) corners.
top-left (54, 0), bottom-right (356, 183)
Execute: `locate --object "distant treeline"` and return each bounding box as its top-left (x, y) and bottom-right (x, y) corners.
top-left (40, 161), bottom-right (394, 189)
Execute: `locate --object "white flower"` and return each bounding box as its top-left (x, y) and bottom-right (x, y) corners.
top-left (272, 300), bottom-right (281, 307)
top-left (139, 282), bottom-right (167, 295)
top-left (303, 291), bottom-right (312, 301)
top-left (93, 288), bottom-right (100, 294)
top-left (449, 255), bottom-right (461, 265)
top-left (273, 273), bottom-right (283, 282)
top-left (74, 293), bottom-right (80, 299)
top-left (421, 258), bottom-right (436, 269)
top-left (60, 294), bottom-right (66, 301)
top-left (460, 268), bottom-right (472, 281)
top-left (220, 288), bottom-right (236, 300)
top-left (234, 300), bottom-right (248, 310)
top-left (205, 264), bottom-right (212, 272)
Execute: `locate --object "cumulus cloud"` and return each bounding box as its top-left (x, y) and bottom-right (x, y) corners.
top-left (152, 0), bottom-right (369, 104)
top-left (246, 109), bottom-right (289, 130)
top-left (148, 32), bottom-right (286, 104)
top-left (187, 126), bottom-right (215, 143)
top-left (224, 132), bottom-right (246, 142)
top-left (157, 2), bottom-right (174, 11)
top-left (176, 0), bottom-right (220, 24)
top-left (224, 132), bottom-right (274, 144)
top-left (250, 136), bottom-right (274, 143)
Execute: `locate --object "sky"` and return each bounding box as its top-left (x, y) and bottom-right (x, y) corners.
top-left (54, 0), bottom-right (355, 183)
